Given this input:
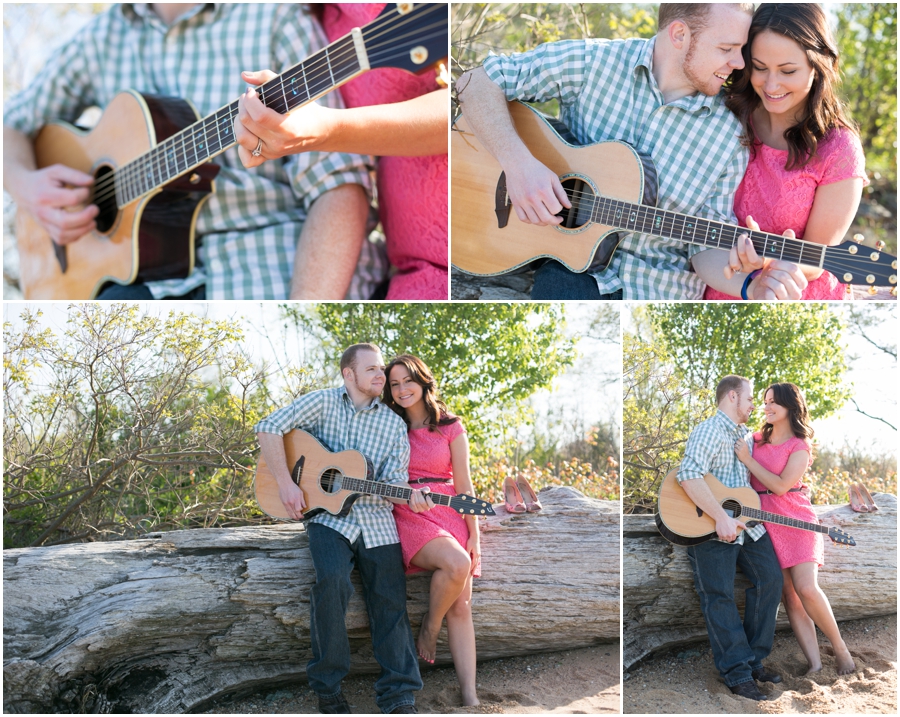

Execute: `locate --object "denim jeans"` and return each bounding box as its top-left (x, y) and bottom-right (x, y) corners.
top-left (531, 260), bottom-right (623, 300)
top-left (687, 532), bottom-right (783, 687)
top-left (306, 523), bottom-right (421, 713)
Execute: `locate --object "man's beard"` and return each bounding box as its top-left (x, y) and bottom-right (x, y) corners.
top-left (352, 371), bottom-right (382, 399)
top-left (683, 37), bottom-right (723, 97)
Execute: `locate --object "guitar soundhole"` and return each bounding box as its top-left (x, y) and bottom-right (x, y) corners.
top-left (320, 468), bottom-right (343, 494)
top-left (722, 499), bottom-right (742, 518)
top-left (557, 177), bottom-right (594, 230)
top-left (92, 165), bottom-right (119, 233)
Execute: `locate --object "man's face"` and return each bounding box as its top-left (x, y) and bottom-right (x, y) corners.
top-left (682, 5), bottom-right (752, 96)
top-left (734, 381), bottom-right (755, 424)
top-left (348, 349), bottom-right (386, 398)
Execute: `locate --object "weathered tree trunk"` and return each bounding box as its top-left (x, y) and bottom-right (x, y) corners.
top-left (623, 493), bottom-right (897, 669)
top-left (3, 487), bottom-right (619, 713)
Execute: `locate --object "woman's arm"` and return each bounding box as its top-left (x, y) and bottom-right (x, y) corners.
top-left (734, 440), bottom-right (809, 495)
top-left (234, 69), bottom-right (448, 167)
top-left (450, 432), bottom-right (480, 574)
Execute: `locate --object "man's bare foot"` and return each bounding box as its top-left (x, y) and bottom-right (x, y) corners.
top-left (835, 647), bottom-right (856, 675)
top-left (462, 692), bottom-right (480, 707)
top-left (416, 613), bottom-right (440, 664)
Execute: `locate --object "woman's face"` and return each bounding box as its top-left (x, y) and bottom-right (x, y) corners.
top-left (750, 30), bottom-right (816, 122)
top-left (388, 364), bottom-right (424, 411)
top-left (763, 389), bottom-right (789, 426)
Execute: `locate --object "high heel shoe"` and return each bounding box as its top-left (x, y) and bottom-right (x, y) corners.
top-left (503, 477), bottom-right (526, 514)
top-left (856, 483), bottom-right (879, 512)
top-left (516, 474), bottom-right (543, 512)
top-left (848, 484), bottom-right (868, 513)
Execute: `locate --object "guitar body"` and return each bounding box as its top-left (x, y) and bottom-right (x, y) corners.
top-left (255, 429), bottom-right (373, 521)
top-left (655, 470), bottom-right (761, 546)
top-left (17, 90), bottom-right (218, 299)
top-left (451, 101), bottom-right (650, 276)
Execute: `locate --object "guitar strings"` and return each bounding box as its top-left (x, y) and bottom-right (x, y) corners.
top-left (87, 8), bottom-right (446, 208)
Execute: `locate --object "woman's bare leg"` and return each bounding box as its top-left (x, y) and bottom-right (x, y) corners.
top-left (409, 537), bottom-right (471, 663)
top-left (790, 562), bottom-right (856, 674)
top-left (781, 567), bottom-right (822, 673)
top-left (446, 574), bottom-right (478, 705)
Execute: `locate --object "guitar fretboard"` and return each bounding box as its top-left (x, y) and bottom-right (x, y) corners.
top-left (340, 476), bottom-right (455, 508)
top-left (113, 35), bottom-right (363, 207)
top-left (740, 506), bottom-right (828, 534)
top-left (583, 194), bottom-right (827, 268)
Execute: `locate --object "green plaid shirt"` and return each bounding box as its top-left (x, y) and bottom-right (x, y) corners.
top-left (4, 3), bottom-right (374, 299)
top-left (255, 386), bottom-right (409, 549)
top-left (483, 37), bottom-right (749, 299)
top-left (678, 409), bottom-right (765, 544)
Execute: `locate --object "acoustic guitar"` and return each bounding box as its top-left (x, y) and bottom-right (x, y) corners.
top-left (17, 3), bottom-right (448, 299)
top-left (451, 101), bottom-right (898, 293)
top-left (254, 429), bottom-right (495, 521)
top-left (654, 469), bottom-right (855, 547)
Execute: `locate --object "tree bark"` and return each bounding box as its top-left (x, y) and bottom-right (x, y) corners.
top-left (623, 493), bottom-right (897, 669)
top-left (3, 487), bottom-right (619, 713)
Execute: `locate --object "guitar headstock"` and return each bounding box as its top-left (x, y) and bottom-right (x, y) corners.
top-left (364, 4), bottom-right (449, 75)
top-left (824, 234), bottom-right (898, 290)
top-left (450, 493), bottom-right (496, 516)
top-left (827, 526), bottom-right (856, 547)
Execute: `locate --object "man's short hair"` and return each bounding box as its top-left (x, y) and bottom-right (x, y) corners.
top-left (658, 3), bottom-right (755, 35)
top-left (715, 374), bottom-right (751, 404)
top-left (340, 343), bottom-right (382, 373)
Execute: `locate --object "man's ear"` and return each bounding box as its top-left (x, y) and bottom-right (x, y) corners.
top-left (667, 19), bottom-right (690, 51)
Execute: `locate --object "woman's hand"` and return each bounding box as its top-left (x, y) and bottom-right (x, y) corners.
top-left (466, 533), bottom-right (481, 576)
top-left (234, 69), bottom-right (339, 168)
top-left (407, 487), bottom-right (435, 513)
top-left (734, 438), bottom-right (752, 465)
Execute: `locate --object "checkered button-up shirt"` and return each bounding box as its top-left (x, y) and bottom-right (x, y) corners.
top-left (678, 409), bottom-right (765, 543)
top-left (255, 386), bottom-right (409, 548)
top-left (483, 37), bottom-right (749, 299)
top-left (4, 3), bottom-right (373, 299)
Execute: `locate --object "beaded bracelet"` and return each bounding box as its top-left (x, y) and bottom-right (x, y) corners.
top-left (741, 269), bottom-right (763, 300)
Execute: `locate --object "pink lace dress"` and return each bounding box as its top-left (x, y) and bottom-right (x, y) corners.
top-left (392, 419), bottom-right (480, 576)
top-left (748, 433), bottom-right (821, 569)
top-left (705, 127), bottom-right (868, 301)
top-left (322, 3), bottom-right (448, 300)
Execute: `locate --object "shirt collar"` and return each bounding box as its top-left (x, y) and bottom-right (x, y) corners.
top-left (339, 386), bottom-right (381, 411)
top-left (124, 3), bottom-right (215, 28)
top-left (634, 35), bottom-right (718, 115)
top-left (714, 408), bottom-right (743, 433)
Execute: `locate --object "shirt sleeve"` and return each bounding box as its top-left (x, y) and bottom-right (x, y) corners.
top-left (270, 5), bottom-right (372, 211)
top-left (687, 142), bottom-right (750, 259)
top-left (819, 128), bottom-right (869, 187)
top-left (482, 39), bottom-right (592, 106)
top-left (439, 418), bottom-right (465, 443)
top-left (378, 419), bottom-right (410, 485)
top-left (677, 421), bottom-right (718, 483)
top-left (254, 390), bottom-right (324, 435)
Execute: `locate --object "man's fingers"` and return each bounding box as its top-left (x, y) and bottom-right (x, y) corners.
top-left (48, 164), bottom-right (95, 187)
top-left (552, 176), bottom-right (571, 209)
top-left (241, 69), bottom-right (278, 87)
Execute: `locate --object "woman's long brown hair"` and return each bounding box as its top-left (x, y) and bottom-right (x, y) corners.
top-left (383, 354), bottom-right (458, 431)
top-left (758, 382), bottom-right (815, 450)
top-left (725, 3), bottom-right (857, 170)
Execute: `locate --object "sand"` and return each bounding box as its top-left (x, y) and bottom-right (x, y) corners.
top-left (624, 615), bottom-right (897, 714)
top-left (202, 643), bottom-right (621, 714)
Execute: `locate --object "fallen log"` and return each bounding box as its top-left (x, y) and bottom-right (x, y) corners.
top-left (623, 493), bottom-right (897, 669)
top-left (3, 486), bottom-right (619, 714)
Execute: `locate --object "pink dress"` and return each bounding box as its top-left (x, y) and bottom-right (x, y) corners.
top-left (705, 127), bottom-right (868, 301)
top-left (748, 433), bottom-right (821, 569)
top-left (322, 4), bottom-right (448, 300)
top-left (392, 420), bottom-right (481, 577)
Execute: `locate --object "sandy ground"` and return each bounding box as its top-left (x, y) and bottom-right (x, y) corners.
top-left (202, 643), bottom-right (620, 714)
top-left (624, 615), bottom-right (896, 714)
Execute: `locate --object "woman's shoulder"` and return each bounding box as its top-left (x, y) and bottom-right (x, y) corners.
top-left (787, 435), bottom-right (812, 453)
top-left (437, 416), bottom-right (465, 441)
top-left (752, 431), bottom-right (763, 442)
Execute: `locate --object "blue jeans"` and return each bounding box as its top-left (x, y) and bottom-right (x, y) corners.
top-left (531, 260), bottom-right (623, 300)
top-left (687, 533), bottom-right (783, 687)
top-left (306, 523), bottom-right (421, 713)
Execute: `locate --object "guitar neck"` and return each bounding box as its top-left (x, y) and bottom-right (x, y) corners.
top-left (740, 506), bottom-right (828, 535)
top-left (341, 477), bottom-right (455, 509)
top-left (586, 195), bottom-right (828, 269)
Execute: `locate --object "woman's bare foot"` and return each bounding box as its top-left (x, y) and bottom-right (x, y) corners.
top-left (805, 662), bottom-right (823, 675)
top-left (461, 690), bottom-right (480, 707)
top-left (835, 646), bottom-right (856, 675)
top-left (416, 613), bottom-right (441, 664)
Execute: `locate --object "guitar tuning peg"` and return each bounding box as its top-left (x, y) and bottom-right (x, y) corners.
top-left (875, 240), bottom-right (886, 251)
top-left (853, 233), bottom-right (865, 244)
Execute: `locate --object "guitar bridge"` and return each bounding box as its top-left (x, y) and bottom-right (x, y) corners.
top-left (494, 172), bottom-right (511, 228)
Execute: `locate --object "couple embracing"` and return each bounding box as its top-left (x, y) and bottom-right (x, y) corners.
top-left (678, 376), bottom-right (854, 702)
top-left (255, 343), bottom-right (479, 714)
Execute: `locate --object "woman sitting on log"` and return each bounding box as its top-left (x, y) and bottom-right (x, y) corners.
top-left (734, 382), bottom-right (856, 675)
top-left (382, 354), bottom-right (480, 707)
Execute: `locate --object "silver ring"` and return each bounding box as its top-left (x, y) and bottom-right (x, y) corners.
top-left (251, 137), bottom-right (263, 157)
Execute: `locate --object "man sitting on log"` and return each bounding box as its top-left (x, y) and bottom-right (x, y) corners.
top-left (255, 343), bottom-right (433, 715)
top-left (676, 375), bottom-right (783, 702)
